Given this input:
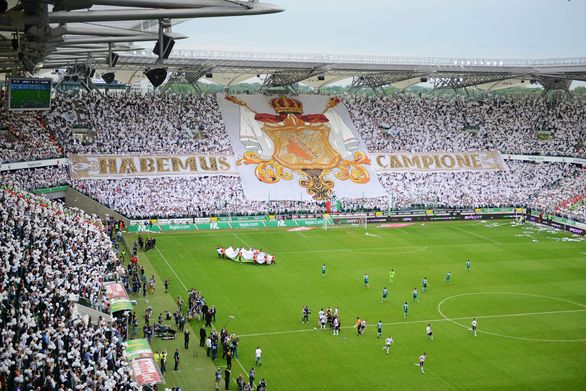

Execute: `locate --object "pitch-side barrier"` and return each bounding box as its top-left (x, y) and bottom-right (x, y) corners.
top-left (125, 207), bottom-right (583, 235)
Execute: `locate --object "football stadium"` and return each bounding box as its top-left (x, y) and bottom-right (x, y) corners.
top-left (1, 1), bottom-right (585, 390)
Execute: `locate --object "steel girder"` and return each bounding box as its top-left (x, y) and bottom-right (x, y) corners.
top-left (533, 76), bottom-right (572, 97)
top-left (432, 73), bottom-right (521, 90)
top-left (350, 71), bottom-right (428, 94)
top-left (258, 66), bottom-right (329, 95)
top-left (157, 65), bottom-right (214, 94)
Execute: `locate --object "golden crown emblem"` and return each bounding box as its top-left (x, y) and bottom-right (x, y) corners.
top-left (270, 95), bottom-right (304, 114)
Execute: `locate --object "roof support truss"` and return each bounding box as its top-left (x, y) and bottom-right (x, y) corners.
top-left (158, 65), bottom-right (214, 94)
top-left (433, 73), bottom-right (521, 90)
top-left (258, 66), bottom-right (329, 95)
top-left (350, 71), bottom-right (428, 95)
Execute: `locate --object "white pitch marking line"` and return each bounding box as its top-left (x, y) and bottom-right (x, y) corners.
top-left (233, 233), bottom-right (253, 248)
top-left (365, 232), bottom-right (382, 238)
top-left (234, 357), bottom-right (247, 373)
top-left (237, 308), bottom-right (586, 338)
top-left (297, 231), bottom-right (309, 239)
top-left (437, 292), bottom-right (586, 342)
top-left (155, 247), bottom-right (188, 291)
top-left (276, 242), bottom-right (495, 255)
top-left (454, 225), bottom-right (502, 244)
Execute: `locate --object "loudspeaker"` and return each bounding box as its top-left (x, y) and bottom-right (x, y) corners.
top-left (108, 53), bottom-right (119, 67)
top-left (71, 75), bottom-right (79, 82)
top-left (420, 77), bottom-right (428, 83)
top-left (152, 34), bottom-right (175, 59)
top-left (317, 75), bottom-right (325, 81)
top-left (0, 0), bottom-right (8, 14)
top-left (102, 72), bottom-right (115, 84)
top-left (205, 72), bottom-right (213, 78)
top-left (87, 68), bottom-right (96, 78)
top-left (145, 67), bottom-right (167, 87)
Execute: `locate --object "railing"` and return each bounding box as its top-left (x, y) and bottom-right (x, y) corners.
top-left (124, 49), bottom-right (586, 68)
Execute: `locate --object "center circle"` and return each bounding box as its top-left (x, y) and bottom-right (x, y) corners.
top-left (437, 292), bottom-right (586, 342)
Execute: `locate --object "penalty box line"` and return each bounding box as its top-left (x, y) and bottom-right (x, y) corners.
top-left (237, 308), bottom-right (586, 338)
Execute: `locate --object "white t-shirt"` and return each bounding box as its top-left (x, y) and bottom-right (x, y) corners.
top-left (255, 348), bottom-right (262, 358)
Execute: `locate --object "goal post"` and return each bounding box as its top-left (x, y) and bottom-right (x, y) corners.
top-left (323, 214), bottom-right (368, 231)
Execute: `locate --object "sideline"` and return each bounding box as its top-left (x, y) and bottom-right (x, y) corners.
top-left (155, 247), bottom-right (188, 291)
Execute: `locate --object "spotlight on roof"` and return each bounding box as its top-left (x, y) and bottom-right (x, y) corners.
top-left (145, 67), bottom-right (167, 88)
top-left (420, 77), bottom-right (428, 83)
top-left (102, 72), bottom-right (115, 84)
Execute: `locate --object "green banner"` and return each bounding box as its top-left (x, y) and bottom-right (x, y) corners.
top-left (125, 339), bottom-right (154, 361)
top-left (476, 207), bottom-right (516, 214)
top-left (110, 297), bottom-right (133, 312)
top-left (551, 216), bottom-right (586, 229)
top-left (127, 218), bottom-right (324, 232)
top-left (32, 186), bottom-right (68, 194)
top-left (218, 215), bottom-right (266, 221)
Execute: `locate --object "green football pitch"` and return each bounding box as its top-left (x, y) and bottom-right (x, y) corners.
top-left (127, 220), bottom-right (586, 390)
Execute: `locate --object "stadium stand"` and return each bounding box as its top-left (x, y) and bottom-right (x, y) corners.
top-left (69, 161), bottom-right (578, 219)
top-left (0, 111), bottom-right (63, 163)
top-left (2, 93), bottom-right (584, 165)
top-left (0, 188), bottom-right (134, 390)
top-left (529, 169), bottom-right (586, 222)
top-left (344, 95), bottom-right (586, 157)
top-left (46, 93), bottom-right (230, 155)
top-left (1, 93), bottom-right (584, 222)
top-left (0, 166), bottom-right (70, 191)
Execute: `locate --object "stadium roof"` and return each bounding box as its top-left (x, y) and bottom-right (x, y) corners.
top-left (105, 49), bottom-right (586, 93)
top-left (0, 0), bottom-right (283, 74)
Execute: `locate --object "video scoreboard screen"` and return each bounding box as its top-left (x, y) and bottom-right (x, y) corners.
top-left (8, 78), bottom-right (52, 111)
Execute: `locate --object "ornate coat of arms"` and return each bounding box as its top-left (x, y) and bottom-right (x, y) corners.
top-left (225, 95), bottom-right (372, 200)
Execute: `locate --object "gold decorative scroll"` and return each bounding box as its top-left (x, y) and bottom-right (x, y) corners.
top-left (335, 152), bottom-right (371, 184)
top-left (237, 152), bottom-right (292, 184)
top-left (298, 169), bottom-right (335, 200)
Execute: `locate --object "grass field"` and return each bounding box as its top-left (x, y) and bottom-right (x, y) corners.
top-left (127, 220), bottom-right (586, 390)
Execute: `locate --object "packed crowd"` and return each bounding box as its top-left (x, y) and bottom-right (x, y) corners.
top-left (46, 93), bottom-right (231, 155)
top-left (368, 161), bottom-right (579, 210)
top-left (0, 111), bottom-right (63, 163)
top-left (0, 188), bottom-right (135, 389)
top-left (70, 161), bottom-right (579, 220)
top-left (344, 94), bottom-right (586, 157)
top-left (0, 166), bottom-right (70, 191)
top-left (2, 92), bottom-right (584, 223)
top-left (529, 168), bottom-right (586, 222)
top-left (1, 92), bottom-right (584, 166)
top-left (71, 176), bottom-right (325, 218)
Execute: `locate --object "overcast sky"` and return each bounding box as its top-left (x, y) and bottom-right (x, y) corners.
top-left (173, 0), bottom-right (586, 59)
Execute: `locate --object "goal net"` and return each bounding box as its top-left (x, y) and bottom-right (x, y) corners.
top-left (323, 214), bottom-right (368, 231)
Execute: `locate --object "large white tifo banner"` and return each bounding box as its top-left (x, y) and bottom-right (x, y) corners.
top-left (217, 94), bottom-right (386, 201)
